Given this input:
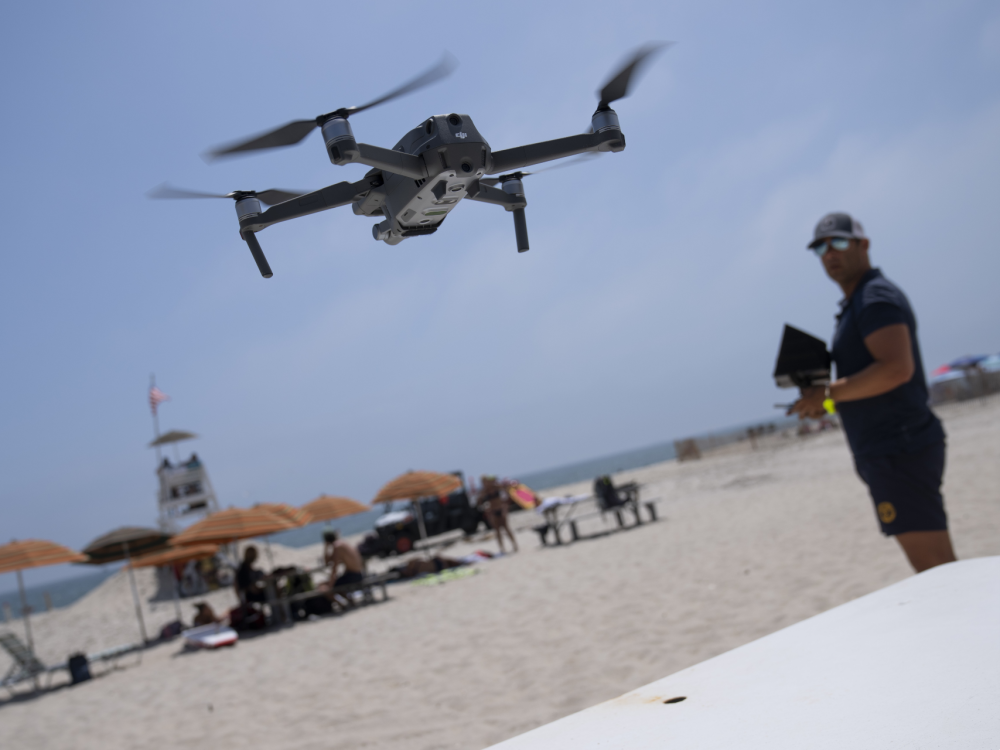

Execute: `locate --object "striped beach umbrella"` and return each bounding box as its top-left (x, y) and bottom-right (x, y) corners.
top-left (253, 503), bottom-right (311, 528)
top-left (0, 540), bottom-right (87, 657)
top-left (128, 543), bottom-right (221, 623)
top-left (0, 539), bottom-right (86, 574)
top-left (372, 471), bottom-right (462, 505)
top-left (81, 526), bottom-right (173, 644)
top-left (82, 526), bottom-right (171, 565)
top-left (373, 471), bottom-right (463, 542)
top-left (301, 495), bottom-right (370, 524)
top-left (171, 507), bottom-right (296, 546)
top-left (127, 544), bottom-right (219, 569)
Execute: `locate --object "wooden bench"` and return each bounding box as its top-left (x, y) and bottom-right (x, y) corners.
top-left (278, 571), bottom-right (399, 621)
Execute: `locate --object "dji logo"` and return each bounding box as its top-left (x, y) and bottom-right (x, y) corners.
top-left (456, 132), bottom-right (468, 139)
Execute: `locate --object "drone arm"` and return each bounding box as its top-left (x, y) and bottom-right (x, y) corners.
top-left (490, 129), bottom-right (624, 175)
top-left (354, 143), bottom-right (427, 180)
top-left (465, 181), bottom-right (526, 210)
top-left (239, 176), bottom-right (383, 233)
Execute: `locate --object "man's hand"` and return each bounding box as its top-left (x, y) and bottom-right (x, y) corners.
top-left (788, 386), bottom-right (827, 419)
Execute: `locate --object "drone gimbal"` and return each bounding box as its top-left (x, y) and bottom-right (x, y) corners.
top-left (151, 44), bottom-right (670, 278)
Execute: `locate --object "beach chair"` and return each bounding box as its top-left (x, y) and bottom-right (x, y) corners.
top-left (0, 632), bottom-right (66, 693)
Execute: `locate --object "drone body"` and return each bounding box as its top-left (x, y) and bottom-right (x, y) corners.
top-left (153, 45), bottom-right (666, 278)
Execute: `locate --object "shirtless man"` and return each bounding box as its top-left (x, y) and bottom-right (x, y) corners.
top-left (322, 530), bottom-right (365, 608)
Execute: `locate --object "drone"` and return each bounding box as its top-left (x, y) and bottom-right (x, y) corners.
top-left (151, 43), bottom-right (670, 278)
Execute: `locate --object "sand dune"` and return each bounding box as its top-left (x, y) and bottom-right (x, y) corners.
top-left (1, 396), bottom-right (997, 750)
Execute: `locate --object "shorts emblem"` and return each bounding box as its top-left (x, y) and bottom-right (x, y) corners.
top-left (877, 502), bottom-right (897, 524)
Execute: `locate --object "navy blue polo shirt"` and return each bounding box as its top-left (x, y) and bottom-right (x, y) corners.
top-left (831, 268), bottom-right (944, 457)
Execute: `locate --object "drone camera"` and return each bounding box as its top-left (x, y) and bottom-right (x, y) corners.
top-left (447, 114), bottom-right (463, 127)
top-left (322, 116), bottom-right (360, 165)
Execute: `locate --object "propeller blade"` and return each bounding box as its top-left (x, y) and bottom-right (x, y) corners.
top-left (147, 183), bottom-right (230, 200)
top-left (256, 189), bottom-right (303, 205)
top-left (343, 53), bottom-right (457, 116)
top-left (597, 41), bottom-right (672, 109)
top-left (206, 119), bottom-right (318, 160)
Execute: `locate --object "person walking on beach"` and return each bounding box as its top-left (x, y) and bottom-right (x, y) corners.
top-left (478, 476), bottom-right (518, 553)
top-left (790, 212), bottom-right (956, 573)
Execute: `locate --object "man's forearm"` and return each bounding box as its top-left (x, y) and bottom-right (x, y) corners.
top-left (831, 359), bottom-right (912, 403)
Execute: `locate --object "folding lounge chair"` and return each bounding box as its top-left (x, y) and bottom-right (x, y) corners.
top-left (0, 631), bottom-right (66, 693)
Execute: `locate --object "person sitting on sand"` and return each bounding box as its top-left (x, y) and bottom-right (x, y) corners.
top-left (192, 601), bottom-right (220, 626)
top-left (235, 545), bottom-right (267, 604)
top-left (322, 530), bottom-right (365, 607)
top-left (478, 476), bottom-right (518, 553)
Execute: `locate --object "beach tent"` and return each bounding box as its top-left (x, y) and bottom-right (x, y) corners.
top-left (128, 544), bottom-right (219, 624)
top-left (301, 495), bottom-right (370, 524)
top-left (373, 471), bottom-right (463, 541)
top-left (0, 540), bottom-right (87, 665)
top-left (81, 527), bottom-right (172, 644)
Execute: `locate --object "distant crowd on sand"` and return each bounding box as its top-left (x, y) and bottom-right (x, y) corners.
top-left (187, 475), bottom-right (518, 633)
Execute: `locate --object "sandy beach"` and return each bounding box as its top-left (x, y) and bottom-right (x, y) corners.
top-left (2, 396), bottom-right (998, 750)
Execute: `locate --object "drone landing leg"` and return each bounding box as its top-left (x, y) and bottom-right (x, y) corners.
top-left (241, 230), bottom-right (273, 278)
top-left (512, 208), bottom-right (529, 253)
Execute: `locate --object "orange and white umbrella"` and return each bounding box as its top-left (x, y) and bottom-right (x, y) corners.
top-left (171, 507), bottom-right (296, 547)
top-left (0, 540), bottom-right (87, 655)
top-left (253, 503), bottom-right (311, 528)
top-left (301, 495), bottom-right (370, 524)
top-left (128, 544), bottom-right (219, 569)
top-left (372, 471), bottom-right (462, 505)
top-left (373, 471), bottom-right (463, 541)
top-left (129, 543), bottom-right (221, 623)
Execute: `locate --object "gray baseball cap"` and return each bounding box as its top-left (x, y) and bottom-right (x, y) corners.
top-left (808, 212), bottom-right (867, 249)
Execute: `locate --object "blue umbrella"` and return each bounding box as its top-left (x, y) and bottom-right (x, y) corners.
top-left (948, 355), bottom-right (987, 369)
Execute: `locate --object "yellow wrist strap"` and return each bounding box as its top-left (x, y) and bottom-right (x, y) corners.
top-left (822, 385), bottom-right (836, 414)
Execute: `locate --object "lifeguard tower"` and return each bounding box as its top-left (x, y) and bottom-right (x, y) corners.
top-left (150, 430), bottom-right (220, 533)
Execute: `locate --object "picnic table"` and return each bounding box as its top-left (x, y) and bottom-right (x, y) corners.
top-left (533, 483), bottom-right (660, 546)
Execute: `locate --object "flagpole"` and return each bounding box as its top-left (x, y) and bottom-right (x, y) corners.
top-left (150, 373), bottom-right (162, 463)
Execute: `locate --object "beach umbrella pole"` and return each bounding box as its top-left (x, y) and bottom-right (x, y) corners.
top-left (123, 541), bottom-right (149, 644)
top-left (171, 571), bottom-right (182, 624)
top-left (414, 501), bottom-right (428, 545)
top-left (16, 569), bottom-right (34, 653)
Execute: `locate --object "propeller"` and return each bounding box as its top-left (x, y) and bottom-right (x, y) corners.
top-left (480, 152), bottom-right (601, 187)
top-left (147, 184), bottom-right (303, 205)
top-left (205, 54), bottom-right (457, 160)
top-left (596, 41), bottom-right (672, 111)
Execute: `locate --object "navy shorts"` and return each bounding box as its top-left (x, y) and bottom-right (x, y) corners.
top-left (853, 440), bottom-right (948, 536)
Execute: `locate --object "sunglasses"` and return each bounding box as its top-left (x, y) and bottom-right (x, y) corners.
top-left (811, 237), bottom-right (852, 257)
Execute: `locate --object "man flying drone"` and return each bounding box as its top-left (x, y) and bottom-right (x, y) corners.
top-left (151, 44), bottom-right (670, 278)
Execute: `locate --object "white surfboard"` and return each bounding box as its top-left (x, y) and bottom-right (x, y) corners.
top-left (487, 557), bottom-right (1000, 749)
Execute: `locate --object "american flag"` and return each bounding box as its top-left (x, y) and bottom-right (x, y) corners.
top-left (149, 386), bottom-right (170, 415)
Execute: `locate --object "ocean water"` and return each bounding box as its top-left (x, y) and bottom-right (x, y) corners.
top-left (1, 414), bottom-right (794, 615)
top-left (0, 567), bottom-right (118, 623)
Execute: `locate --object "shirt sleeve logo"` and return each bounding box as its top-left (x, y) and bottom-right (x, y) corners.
top-left (877, 502), bottom-right (897, 524)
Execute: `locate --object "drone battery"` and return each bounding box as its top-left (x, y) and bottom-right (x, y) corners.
top-left (773, 324), bottom-right (831, 388)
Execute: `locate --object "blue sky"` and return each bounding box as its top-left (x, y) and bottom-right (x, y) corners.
top-left (2, 1), bottom-right (998, 588)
